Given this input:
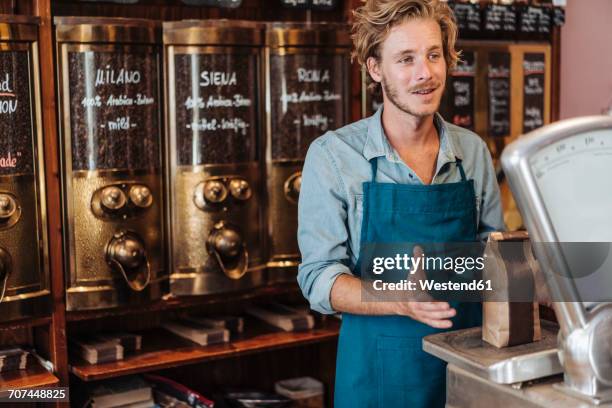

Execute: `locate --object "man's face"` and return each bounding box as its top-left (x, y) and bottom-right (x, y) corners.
top-left (368, 18), bottom-right (447, 118)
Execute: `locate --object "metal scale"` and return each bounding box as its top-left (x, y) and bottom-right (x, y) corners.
top-left (424, 115), bottom-right (612, 407)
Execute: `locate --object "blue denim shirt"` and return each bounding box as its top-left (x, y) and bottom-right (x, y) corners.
top-left (297, 107), bottom-right (506, 314)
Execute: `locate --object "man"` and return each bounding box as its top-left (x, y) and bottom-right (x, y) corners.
top-left (297, 1), bottom-right (505, 407)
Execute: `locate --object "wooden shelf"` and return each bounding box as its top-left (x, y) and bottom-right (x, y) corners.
top-left (0, 363), bottom-right (59, 390)
top-left (66, 283), bottom-right (301, 322)
top-left (0, 316), bottom-right (51, 331)
top-left (70, 318), bottom-right (340, 382)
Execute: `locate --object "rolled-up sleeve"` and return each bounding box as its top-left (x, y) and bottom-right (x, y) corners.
top-left (297, 137), bottom-right (352, 314)
top-left (478, 140), bottom-right (506, 239)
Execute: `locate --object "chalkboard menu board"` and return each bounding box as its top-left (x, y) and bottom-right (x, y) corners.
top-left (68, 50), bottom-right (161, 171)
top-left (487, 52), bottom-right (511, 138)
top-left (311, 0), bottom-right (338, 10)
top-left (450, 3), bottom-right (481, 38)
top-left (519, 6), bottom-right (551, 39)
top-left (173, 52), bottom-right (258, 165)
top-left (484, 4), bottom-right (520, 39)
top-left (553, 7), bottom-right (566, 27)
top-left (483, 4), bottom-right (503, 36)
top-left (0, 51), bottom-right (34, 176)
top-left (270, 53), bottom-right (346, 160)
top-left (280, 0), bottom-right (309, 9)
top-left (180, 0), bottom-right (242, 7)
top-left (442, 50), bottom-right (476, 130)
top-left (522, 53), bottom-right (545, 133)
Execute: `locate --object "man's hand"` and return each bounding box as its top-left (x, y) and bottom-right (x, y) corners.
top-left (393, 301), bottom-right (456, 329)
top-left (392, 245), bottom-right (456, 329)
top-left (330, 245), bottom-right (458, 328)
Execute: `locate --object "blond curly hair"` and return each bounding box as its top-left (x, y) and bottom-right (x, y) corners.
top-left (352, 0), bottom-right (459, 94)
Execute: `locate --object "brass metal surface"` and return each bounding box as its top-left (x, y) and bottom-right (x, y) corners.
top-left (0, 33), bottom-right (50, 322)
top-left (283, 171), bottom-right (301, 205)
top-left (265, 22), bottom-right (350, 48)
top-left (0, 175), bottom-right (47, 296)
top-left (169, 163), bottom-right (264, 296)
top-left (0, 192), bottom-right (21, 229)
top-left (266, 162), bottom-right (301, 267)
top-left (163, 20), bottom-right (263, 46)
top-left (54, 17), bottom-right (161, 44)
top-left (66, 172), bottom-right (166, 310)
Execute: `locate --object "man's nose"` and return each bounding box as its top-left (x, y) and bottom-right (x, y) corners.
top-left (415, 58), bottom-right (433, 81)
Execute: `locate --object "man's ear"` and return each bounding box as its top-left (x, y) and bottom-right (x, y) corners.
top-left (366, 56), bottom-right (382, 83)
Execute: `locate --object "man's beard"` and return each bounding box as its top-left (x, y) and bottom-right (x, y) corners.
top-left (381, 77), bottom-right (441, 118)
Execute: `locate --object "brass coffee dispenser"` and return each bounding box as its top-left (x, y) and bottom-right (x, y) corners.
top-left (0, 16), bottom-right (50, 321)
top-left (164, 20), bottom-right (265, 295)
top-left (55, 17), bottom-right (166, 310)
top-left (265, 22), bottom-right (351, 282)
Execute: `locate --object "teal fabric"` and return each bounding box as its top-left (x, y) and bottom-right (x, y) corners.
top-left (334, 158), bottom-right (481, 408)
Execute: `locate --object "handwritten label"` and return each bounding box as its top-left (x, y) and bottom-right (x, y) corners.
top-left (270, 53), bottom-right (348, 160)
top-left (174, 52), bottom-right (258, 165)
top-left (452, 3), bottom-right (481, 33)
top-left (68, 50), bottom-right (161, 171)
top-left (199, 71), bottom-right (237, 87)
top-left (520, 6), bottom-right (550, 35)
top-left (484, 5), bottom-right (504, 33)
top-left (523, 53), bottom-right (546, 133)
top-left (281, 0), bottom-right (308, 8)
top-left (311, 0), bottom-right (338, 10)
top-left (488, 52), bottom-right (511, 137)
top-left (0, 51), bottom-right (34, 175)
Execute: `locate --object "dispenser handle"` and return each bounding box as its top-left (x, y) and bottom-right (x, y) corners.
top-left (109, 257), bottom-right (151, 292)
top-left (0, 247), bottom-right (10, 303)
top-left (211, 243), bottom-right (249, 280)
top-left (0, 269), bottom-right (8, 304)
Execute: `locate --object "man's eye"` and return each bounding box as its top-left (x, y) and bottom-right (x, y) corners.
top-left (429, 53), bottom-right (441, 61)
top-left (400, 57), bottom-right (413, 64)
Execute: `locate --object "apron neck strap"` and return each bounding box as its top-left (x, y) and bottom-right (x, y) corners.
top-left (371, 156), bottom-right (467, 182)
top-left (456, 158), bottom-right (467, 181)
top-left (370, 157), bottom-right (378, 182)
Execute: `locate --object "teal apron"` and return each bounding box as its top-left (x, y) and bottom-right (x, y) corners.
top-left (334, 157), bottom-right (481, 408)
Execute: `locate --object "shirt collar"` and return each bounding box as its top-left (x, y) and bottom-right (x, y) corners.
top-left (362, 104), bottom-right (464, 164)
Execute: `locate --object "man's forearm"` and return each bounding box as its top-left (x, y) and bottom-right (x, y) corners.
top-left (330, 274), bottom-right (398, 315)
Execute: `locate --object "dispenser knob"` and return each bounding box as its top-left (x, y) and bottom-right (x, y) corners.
top-left (129, 184), bottom-right (153, 208)
top-left (203, 180), bottom-right (228, 204)
top-left (284, 172), bottom-right (302, 204)
top-left (106, 231), bottom-right (146, 270)
top-left (0, 194), bottom-right (16, 220)
top-left (229, 178), bottom-right (252, 201)
top-left (100, 186), bottom-right (127, 211)
top-left (210, 224), bottom-right (243, 259)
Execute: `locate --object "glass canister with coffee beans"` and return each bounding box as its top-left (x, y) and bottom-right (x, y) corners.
top-left (264, 23), bottom-right (351, 282)
top-left (55, 17), bottom-right (166, 310)
top-left (0, 16), bottom-right (50, 322)
top-left (163, 20), bottom-right (265, 295)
